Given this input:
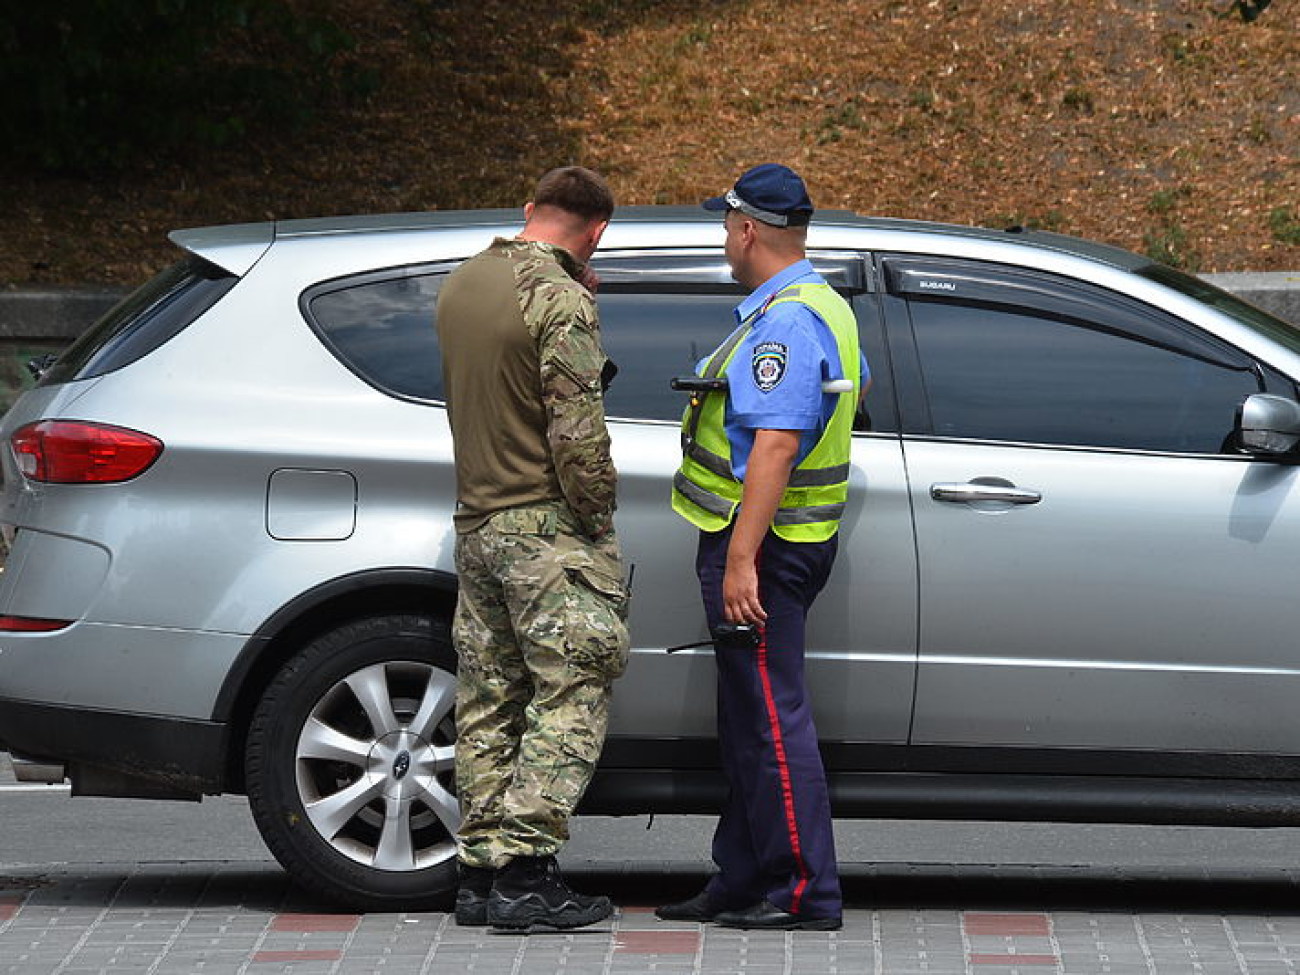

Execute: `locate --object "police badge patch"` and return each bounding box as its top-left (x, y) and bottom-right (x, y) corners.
top-left (752, 341), bottom-right (788, 392)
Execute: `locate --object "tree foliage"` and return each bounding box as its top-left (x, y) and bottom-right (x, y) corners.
top-left (0, 0), bottom-right (355, 173)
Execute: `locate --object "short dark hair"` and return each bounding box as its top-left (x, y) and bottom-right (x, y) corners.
top-left (533, 166), bottom-right (614, 222)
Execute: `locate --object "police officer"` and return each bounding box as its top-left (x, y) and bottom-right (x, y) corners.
top-left (659, 164), bottom-right (866, 931)
top-left (437, 167), bottom-right (629, 931)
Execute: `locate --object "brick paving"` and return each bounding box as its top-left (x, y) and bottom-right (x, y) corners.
top-left (3, 860), bottom-right (1300, 974)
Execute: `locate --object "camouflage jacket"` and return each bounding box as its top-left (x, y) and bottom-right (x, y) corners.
top-left (514, 239), bottom-right (617, 538)
top-left (438, 236), bottom-right (617, 537)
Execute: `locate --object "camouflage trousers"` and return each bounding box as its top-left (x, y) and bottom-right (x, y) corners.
top-left (453, 501), bottom-right (630, 870)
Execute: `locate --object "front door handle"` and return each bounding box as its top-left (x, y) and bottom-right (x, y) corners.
top-left (930, 479), bottom-right (1042, 505)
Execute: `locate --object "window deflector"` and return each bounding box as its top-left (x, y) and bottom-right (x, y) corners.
top-left (886, 259), bottom-right (1255, 375)
top-left (593, 250), bottom-right (868, 293)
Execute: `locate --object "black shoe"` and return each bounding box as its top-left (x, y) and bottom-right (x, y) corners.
top-left (654, 889), bottom-right (726, 922)
top-left (487, 855), bottom-right (613, 931)
top-left (455, 863), bottom-right (495, 927)
top-left (715, 899), bottom-right (842, 931)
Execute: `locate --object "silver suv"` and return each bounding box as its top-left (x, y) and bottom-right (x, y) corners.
top-left (4, 208), bottom-right (1300, 911)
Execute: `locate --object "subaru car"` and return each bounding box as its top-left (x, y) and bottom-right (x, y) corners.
top-left (3, 208), bottom-right (1300, 910)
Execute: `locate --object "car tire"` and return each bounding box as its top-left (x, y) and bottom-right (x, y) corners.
top-left (245, 613), bottom-right (460, 911)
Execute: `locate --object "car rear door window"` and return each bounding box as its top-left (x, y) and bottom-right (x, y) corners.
top-left (594, 251), bottom-right (886, 425)
top-left (887, 259), bottom-right (1262, 453)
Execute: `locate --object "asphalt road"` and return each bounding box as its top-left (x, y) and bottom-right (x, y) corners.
top-left (14, 751), bottom-right (1300, 975)
top-left (7, 750), bottom-right (1300, 878)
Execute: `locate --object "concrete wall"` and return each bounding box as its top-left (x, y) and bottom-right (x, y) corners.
top-left (0, 272), bottom-right (1297, 414)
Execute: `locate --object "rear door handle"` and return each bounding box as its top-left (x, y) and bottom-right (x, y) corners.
top-left (930, 479), bottom-right (1042, 505)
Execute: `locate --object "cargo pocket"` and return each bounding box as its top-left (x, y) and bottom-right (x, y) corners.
top-left (557, 547), bottom-right (630, 681)
top-left (540, 733), bottom-right (601, 808)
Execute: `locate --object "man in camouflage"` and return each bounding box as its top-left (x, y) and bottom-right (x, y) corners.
top-left (436, 166), bottom-right (627, 931)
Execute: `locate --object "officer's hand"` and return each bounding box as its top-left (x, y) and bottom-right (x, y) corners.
top-left (723, 563), bottom-right (767, 625)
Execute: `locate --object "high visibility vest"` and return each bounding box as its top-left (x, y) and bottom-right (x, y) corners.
top-left (671, 283), bottom-right (859, 543)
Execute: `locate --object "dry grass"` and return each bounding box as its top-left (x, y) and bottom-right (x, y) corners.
top-left (1, 0), bottom-right (1296, 286)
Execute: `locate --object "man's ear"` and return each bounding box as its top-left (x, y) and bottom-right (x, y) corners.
top-left (523, 201), bottom-right (535, 221)
top-left (589, 219), bottom-right (609, 249)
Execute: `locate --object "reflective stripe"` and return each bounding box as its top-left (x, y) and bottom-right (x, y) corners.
top-left (704, 323), bottom-right (752, 379)
top-left (673, 471), bottom-right (734, 517)
top-left (683, 322), bottom-right (755, 453)
top-left (685, 442), bottom-right (734, 480)
top-left (772, 502), bottom-right (846, 526)
top-left (687, 443), bottom-right (848, 489)
top-left (787, 462), bottom-right (850, 488)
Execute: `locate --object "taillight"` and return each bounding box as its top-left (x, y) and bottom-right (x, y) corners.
top-left (10, 421), bottom-right (163, 484)
top-left (0, 615), bottom-right (72, 632)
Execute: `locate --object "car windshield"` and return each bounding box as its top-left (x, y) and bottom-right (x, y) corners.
top-left (1138, 263), bottom-right (1300, 355)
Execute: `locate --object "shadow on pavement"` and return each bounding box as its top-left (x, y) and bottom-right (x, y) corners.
top-left (581, 863), bottom-right (1300, 916)
top-left (6, 862), bottom-right (1300, 915)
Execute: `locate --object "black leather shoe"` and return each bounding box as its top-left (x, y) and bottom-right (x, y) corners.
top-left (654, 889), bottom-right (726, 922)
top-left (715, 899), bottom-right (842, 931)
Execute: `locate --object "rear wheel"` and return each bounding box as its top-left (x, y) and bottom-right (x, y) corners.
top-left (246, 613), bottom-right (460, 911)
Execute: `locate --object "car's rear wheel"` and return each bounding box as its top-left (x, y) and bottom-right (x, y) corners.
top-left (245, 613), bottom-right (460, 911)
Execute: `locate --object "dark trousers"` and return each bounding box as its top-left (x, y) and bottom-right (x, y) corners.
top-left (697, 525), bottom-right (842, 919)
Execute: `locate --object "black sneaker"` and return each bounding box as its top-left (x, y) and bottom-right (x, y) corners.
top-left (455, 863), bottom-right (494, 926)
top-left (487, 855), bottom-right (613, 931)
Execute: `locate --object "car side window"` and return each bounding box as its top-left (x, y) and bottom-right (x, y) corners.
top-left (304, 268), bottom-right (448, 402)
top-left (302, 252), bottom-right (887, 425)
top-left (594, 251), bottom-right (891, 427)
top-left (891, 260), bottom-right (1262, 453)
top-left (595, 291), bottom-right (741, 422)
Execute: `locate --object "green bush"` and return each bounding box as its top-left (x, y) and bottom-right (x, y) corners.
top-left (0, 1), bottom-right (354, 173)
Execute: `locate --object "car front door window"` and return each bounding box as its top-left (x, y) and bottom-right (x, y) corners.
top-left (901, 277), bottom-right (1261, 453)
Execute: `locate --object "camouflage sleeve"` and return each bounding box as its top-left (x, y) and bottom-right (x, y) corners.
top-left (534, 285), bottom-right (618, 538)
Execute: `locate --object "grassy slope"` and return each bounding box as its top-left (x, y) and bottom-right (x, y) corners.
top-left (1, 0), bottom-right (1295, 286)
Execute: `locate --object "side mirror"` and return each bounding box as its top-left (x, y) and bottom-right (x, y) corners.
top-left (1237, 393), bottom-right (1300, 456)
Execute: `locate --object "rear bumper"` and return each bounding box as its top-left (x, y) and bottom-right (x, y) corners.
top-left (0, 697), bottom-right (226, 797)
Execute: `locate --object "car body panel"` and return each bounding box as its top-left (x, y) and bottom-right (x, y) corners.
top-left (905, 439), bottom-right (1300, 753)
top-left (1, 206), bottom-right (1299, 828)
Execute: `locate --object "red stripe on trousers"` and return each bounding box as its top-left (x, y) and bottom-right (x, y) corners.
top-left (755, 618), bottom-right (811, 913)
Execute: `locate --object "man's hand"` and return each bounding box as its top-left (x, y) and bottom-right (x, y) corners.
top-left (722, 428), bottom-right (801, 624)
top-left (723, 554), bottom-right (766, 624)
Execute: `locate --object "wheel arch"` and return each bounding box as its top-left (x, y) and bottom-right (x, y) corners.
top-left (214, 567), bottom-right (458, 792)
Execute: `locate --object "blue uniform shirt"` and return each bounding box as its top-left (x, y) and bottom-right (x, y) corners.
top-left (700, 260), bottom-right (870, 481)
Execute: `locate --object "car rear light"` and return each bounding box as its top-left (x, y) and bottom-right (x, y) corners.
top-left (10, 421), bottom-right (163, 484)
top-left (0, 615), bottom-right (72, 632)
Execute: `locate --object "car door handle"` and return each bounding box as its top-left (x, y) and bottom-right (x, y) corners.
top-left (930, 480), bottom-right (1043, 505)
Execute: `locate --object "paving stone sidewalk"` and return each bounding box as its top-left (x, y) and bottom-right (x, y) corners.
top-left (4, 859), bottom-right (1300, 974)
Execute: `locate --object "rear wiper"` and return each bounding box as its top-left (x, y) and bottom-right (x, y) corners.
top-left (26, 354), bottom-right (59, 382)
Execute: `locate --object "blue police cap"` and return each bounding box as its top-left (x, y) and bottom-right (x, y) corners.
top-left (702, 163), bottom-right (814, 227)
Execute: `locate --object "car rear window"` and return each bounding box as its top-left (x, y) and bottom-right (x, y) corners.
top-left (39, 256), bottom-right (237, 386)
